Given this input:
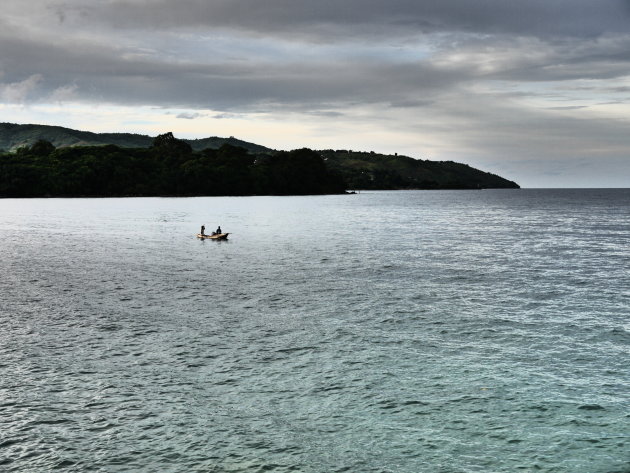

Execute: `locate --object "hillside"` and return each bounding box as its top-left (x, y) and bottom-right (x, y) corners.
top-left (0, 122), bottom-right (271, 154)
top-left (0, 123), bottom-right (519, 194)
top-left (0, 134), bottom-right (345, 197)
top-left (322, 150), bottom-right (519, 189)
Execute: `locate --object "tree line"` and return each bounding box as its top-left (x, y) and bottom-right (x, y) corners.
top-left (0, 133), bottom-right (346, 197)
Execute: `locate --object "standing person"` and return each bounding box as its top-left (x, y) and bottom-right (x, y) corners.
top-left (200, 225), bottom-right (205, 236)
top-left (216, 225), bottom-right (222, 235)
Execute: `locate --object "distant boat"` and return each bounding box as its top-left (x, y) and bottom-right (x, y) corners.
top-left (197, 233), bottom-right (229, 240)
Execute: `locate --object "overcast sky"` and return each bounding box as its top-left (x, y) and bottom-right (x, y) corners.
top-left (2, 0), bottom-right (630, 187)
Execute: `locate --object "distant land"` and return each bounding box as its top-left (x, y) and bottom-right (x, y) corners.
top-left (0, 122), bottom-right (271, 154)
top-left (0, 123), bottom-right (519, 197)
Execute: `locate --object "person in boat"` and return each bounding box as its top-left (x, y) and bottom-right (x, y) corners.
top-left (215, 225), bottom-right (222, 235)
top-left (200, 225), bottom-right (205, 236)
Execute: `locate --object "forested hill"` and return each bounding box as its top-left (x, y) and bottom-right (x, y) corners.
top-left (0, 122), bottom-right (271, 154)
top-left (321, 150), bottom-right (519, 190)
top-left (0, 134), bottom-right (346, 197)
top-left (0, 124), bottom-right (519, 196)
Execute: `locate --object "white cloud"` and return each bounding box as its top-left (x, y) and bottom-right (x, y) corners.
top-left (49, 83), bottom-right (79, 103)
top-left (1, 74), bottom-right (43, 103)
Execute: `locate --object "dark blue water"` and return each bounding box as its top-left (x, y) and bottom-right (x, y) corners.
top-left (1, 189), bottom-right (628, 472)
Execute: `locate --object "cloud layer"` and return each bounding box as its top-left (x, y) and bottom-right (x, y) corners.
top-left (2, 0), bottom-right (630, 186)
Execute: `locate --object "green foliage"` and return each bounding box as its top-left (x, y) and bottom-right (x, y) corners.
top-left (29, 139), bottom-right (55, 156)
top-left (0, 139), bottom-right (346, 197)
top-left (152, 132), bottom-right (193, 156)
top-left (0, 124), bottom-right (520, 196)
top-left (322, 150), bottom-right (519, 190)
top-left (251, 148), bottom-right (344, 195)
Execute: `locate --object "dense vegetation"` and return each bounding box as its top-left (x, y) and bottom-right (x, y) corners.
top-left (0, 134), bottom-right (345, 197)
top-left (0, 123), bottom-right (519, 197)
top-left (322, 150), bottom-right (519, 190)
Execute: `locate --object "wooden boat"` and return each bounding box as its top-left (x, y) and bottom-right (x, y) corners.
top-left (197, 233), bottom-right (229, 240)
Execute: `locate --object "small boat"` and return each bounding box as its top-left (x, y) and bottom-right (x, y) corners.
top-left (197, 233), bottom-right (229, 240)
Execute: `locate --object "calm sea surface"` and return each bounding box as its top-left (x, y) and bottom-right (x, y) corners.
top-left (1, 189), bottom-right (629, 473)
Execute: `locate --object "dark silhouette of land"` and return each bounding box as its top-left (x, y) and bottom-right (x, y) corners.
top-left (0, 124), bottom-right (519, 197)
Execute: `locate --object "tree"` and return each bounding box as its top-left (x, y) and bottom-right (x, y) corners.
top-left (29, 139), bottom-right (55, 156)
top-left (152, 132), bottom-right (192, 156)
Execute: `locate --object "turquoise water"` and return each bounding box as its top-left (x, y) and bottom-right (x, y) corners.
top-left (0, 189), bottom-right (628, 472)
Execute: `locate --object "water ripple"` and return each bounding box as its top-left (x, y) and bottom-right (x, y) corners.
top-left (0, 190), bottom-right (628, 472)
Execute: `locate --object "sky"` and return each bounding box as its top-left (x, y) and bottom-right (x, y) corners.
top-left (2, 1), bottom-right (630, 187)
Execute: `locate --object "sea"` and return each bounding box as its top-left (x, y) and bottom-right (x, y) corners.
top-left (0, 189), bottom-right (628, 473)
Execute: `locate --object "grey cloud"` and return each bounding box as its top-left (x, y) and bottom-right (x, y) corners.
top-left (51, 6), bottom-right (65, 24)
top-left (431, 34), bottom-right (630, 83)
top-left (82, 0), bottom-right (630, 40)
top-left (176, 112), bottom-right (205, 119)
top-left (0, 24), bottom-right (472, 111)
top-left (3, 2), bottom-right (630, 114)
top-left (389, 99), bottom-right (434, 108)
top-left (2, 21), bottom-right (630, 121)
top-left (546, 105), bottom-right (589, 110)
top-left (304, 110), bottom-right (345, 118)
